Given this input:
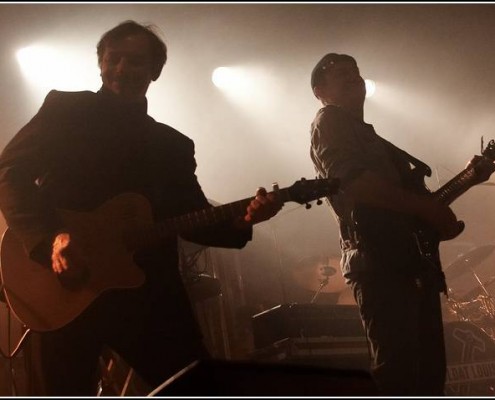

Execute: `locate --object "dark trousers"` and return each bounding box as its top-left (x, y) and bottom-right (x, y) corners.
top-left (25, 287), bottom-right (208, 396)
top-left (350, 272), bottom-right (446, 396)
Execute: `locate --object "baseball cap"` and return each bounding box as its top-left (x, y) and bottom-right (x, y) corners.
top-left (310, 53), bottom-right (357, 90)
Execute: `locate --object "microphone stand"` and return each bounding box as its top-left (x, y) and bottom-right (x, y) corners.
top-left (310, 265), bottom-right (336, 304)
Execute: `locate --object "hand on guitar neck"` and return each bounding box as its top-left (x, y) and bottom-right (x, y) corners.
top-left (235, 186), bottom-right (284, 228)
top-left (465, 154), bottom-right (495, 185)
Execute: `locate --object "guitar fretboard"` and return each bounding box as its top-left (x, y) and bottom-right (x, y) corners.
top-left (165, 188), bottom-right (292, 233)
top-left (434, 166), bottom-right (477, 205)
top-left (128, 188), bottom-right (294, 249)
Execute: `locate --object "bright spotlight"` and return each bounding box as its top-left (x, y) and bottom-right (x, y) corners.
top-left (211, 65), bottom-right (276, 112)
top-left (16, 44), bottom-right (100, 93)
top-left (16, 45), bottom-right (60, 87)
top-left (212, 67), bottom-right (237, 89)
top-left (211, 66), bottom-right (254, 98)
top-left (365, 79), bottom-right (376, 98)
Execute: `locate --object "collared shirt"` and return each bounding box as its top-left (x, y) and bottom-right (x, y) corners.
top-left (310, 105), bottom-right (422, 277)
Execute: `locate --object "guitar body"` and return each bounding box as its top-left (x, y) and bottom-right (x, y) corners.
top-left (0, 193), bottom-right (151, 332)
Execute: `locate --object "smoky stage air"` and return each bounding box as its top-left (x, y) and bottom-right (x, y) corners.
top-left (0, 2), bottom-right (494, 321)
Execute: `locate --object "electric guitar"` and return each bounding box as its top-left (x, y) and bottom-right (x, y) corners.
top-left (354, 139), bottom-right (495, 265)
top-left (414, 139), bottom-right (495, 260)
top-left (0, 178), bottom-right (339, 332)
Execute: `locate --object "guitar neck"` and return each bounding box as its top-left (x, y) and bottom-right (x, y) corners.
top-left (124, 177), bottom-right (339, 250)
top-left (145, 188), bottom-right (292, 244)
top-left (433, 166), bottom-right (477, 205)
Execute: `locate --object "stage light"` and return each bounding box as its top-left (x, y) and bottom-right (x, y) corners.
top-left (211, 66), bottom-right (255, 99)
top-left (16, 45), bottom-right (60, 88)
top-left (16, 44), bottom-right (100, 94)
top-left (365, 79), bottom-right (376, 98)
top-left (212, 67), bottom-right (237, 89)
top-left (211, 64), bottom-right (284, 119)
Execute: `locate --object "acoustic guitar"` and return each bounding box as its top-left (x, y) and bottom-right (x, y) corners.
top-left (0, 178), bottom-right (339, 332)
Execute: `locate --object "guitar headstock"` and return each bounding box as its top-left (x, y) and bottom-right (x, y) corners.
top-left (482, 139), bottom-right (495, 161)
top-left (474, 139), bottom-right (495, 184)
top-left (287, 177), bottom-right (340, 206)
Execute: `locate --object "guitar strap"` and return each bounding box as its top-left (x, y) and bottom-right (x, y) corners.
top-left (377, 135), bottom-right (432, 179)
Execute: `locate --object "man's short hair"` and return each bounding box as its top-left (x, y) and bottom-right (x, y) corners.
top-left (310, 53), bottom-right (357, 90)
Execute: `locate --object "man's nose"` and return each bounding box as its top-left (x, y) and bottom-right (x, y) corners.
top-left (115, 57), bottom-right (130, 73)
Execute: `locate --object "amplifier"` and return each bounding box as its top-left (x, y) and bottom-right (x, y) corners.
top-left (251, 303), bottom-right (365, 350)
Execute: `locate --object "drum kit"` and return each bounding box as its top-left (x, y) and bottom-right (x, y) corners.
top-left (442, 245), bottom-right (495, 338)
top-left (440, 244), bottom-right (495, 396)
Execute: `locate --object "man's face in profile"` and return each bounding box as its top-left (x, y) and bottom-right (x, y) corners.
top-left (318, 61), bottom-right (366, 108)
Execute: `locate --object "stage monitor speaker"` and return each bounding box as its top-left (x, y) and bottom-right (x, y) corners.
top-left (149, 358), bottom-right (379, 396)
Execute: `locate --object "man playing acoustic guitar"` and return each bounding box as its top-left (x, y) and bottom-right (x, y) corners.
top-left (0, 21), bottom-right (284, 395)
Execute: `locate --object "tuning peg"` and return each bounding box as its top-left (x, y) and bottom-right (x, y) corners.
top-left (305, 203), bottom-right (312, 209)
top-left (272, 182), bottom-right (280, 192)
top-left (316, 199), bottom-right (323, 205)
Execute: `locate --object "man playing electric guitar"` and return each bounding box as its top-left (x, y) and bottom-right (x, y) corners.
top-left (309, 52), bottom-right (495, 396)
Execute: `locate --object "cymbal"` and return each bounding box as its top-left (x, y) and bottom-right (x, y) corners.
top-left (460, 275), bottom-right (495, 301)
top-left (445, 245), bottom-right (495, 280)
top-left (289, 255), bottom-right (347, 294)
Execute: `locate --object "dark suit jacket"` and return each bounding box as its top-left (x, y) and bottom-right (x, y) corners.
top-left (0, 88), bottom-right (252, 315)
